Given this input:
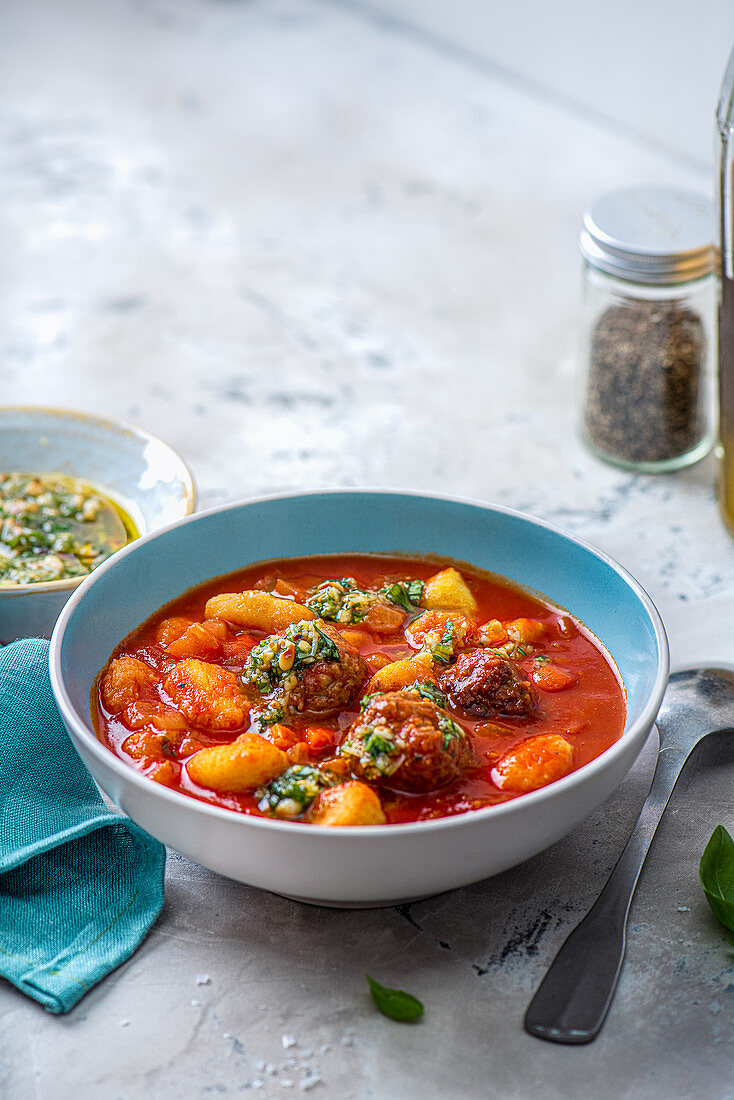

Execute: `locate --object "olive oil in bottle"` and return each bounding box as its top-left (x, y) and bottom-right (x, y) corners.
top-left (717, 47), bottom-right (734, 535)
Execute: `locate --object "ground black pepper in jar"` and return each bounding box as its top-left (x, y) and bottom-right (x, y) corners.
top-left (579, 187), bottom-right (714, 472)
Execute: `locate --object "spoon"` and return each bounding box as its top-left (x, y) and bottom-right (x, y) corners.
top-left (523, 666), bottom-right (734, 1044)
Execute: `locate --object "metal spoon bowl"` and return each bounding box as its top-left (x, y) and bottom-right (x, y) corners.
top-left (524, 666), bottom-right (734, 1044)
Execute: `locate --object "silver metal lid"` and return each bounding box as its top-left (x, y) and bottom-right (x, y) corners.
top-left (580, 186), bottom-right (714, 285)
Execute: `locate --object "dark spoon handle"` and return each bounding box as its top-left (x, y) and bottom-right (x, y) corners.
top-left (523, 726), bottom-right (685, 1043)
top-left (524, 666), bottom-right (734, 1044)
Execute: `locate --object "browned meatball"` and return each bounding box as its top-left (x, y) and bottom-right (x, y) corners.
top-left (341, 690), bottom-right (472, 794)
top-left (439, 650), bottom-right (535, 717)
top-left (285, 622), bottom-right (367, 717)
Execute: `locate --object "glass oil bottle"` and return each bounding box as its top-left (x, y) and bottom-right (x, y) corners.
top-left (717, 47), bottom-right (734, 534)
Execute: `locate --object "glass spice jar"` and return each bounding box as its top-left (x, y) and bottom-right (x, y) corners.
top-left (578, 186), bottom-right (714, 472)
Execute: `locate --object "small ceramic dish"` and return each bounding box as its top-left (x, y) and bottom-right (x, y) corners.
top-left (0, 406), bottom-right (196, 642)
top-left (50, 490), bottom-right (668, 907)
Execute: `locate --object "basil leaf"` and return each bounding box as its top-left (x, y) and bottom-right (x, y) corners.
top-left (380, 580), bottom-right (424, 613)
top-left (366, 974), bottom-right (424, 1022)
top-left (700, 825), bottom-right (734, 934)
top-left (405, 680), bottom-right (448, 709)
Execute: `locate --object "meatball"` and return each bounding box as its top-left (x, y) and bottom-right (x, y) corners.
top-left (245, 619), bottom-right (367, 719)
top-left (286, 622), bottom-right (367, 717)
top-left (439, 650), bottom-right (535, 717)
top-left (341, 690), bottom-right (472, 794)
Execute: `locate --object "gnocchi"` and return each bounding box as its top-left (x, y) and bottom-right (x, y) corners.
top-left (187, 732), bottom-right (289, 793)
top-left (308, 781), bottom-right (387, 826)
top-left (205, 590), bottom-right (314, 632)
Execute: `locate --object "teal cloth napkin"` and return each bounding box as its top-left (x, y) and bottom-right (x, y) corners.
top-left (0, 638), bottom-right (166, 1014)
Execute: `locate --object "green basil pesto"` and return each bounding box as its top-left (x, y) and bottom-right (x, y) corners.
top-left (0, 472), bottom-right (135, 585)
top-left (304, 576), bottom-right (426, 624)
top-left (339, 721), bottom-right (403, 781)
top-left (305, 578), bottom-right (374, 624)
top-left (243, 619), bottom-right (341, 695)
top-left (379, 579), bottom-right (424, 612)
top-left (424, 619), bottom-right (456, 664)
top-left (257, 764), bottom-right (333, 818)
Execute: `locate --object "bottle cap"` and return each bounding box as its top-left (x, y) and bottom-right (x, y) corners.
top-left (580, 186), bottom-right (714, 285)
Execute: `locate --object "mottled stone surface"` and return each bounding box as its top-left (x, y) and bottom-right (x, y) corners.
top-left (2, 1), bottom-right (734, 1097)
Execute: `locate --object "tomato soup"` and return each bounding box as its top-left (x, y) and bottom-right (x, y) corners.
top-left (93, 554), bottom-right (626, 826)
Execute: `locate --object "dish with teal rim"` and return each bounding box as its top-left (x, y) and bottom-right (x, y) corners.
top-left (0, 406), bottom-right (196, 642)
top-left (50, 489), bottom-right (668, 907)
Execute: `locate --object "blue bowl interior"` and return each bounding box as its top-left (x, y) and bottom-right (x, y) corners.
top-left (58, 493), bottom-right (663, 733)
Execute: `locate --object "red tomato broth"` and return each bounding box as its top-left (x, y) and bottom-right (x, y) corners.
top-left (92, 553), bottom-right (627, 823)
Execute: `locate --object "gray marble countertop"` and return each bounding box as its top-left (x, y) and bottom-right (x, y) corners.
top-left (2, 1), bottom-right (734, 1097)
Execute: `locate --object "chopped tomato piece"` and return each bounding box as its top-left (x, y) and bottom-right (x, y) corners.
top-left (222, 633), bottom-right (258, 665)
top-left (305, 726), bottom-right (337, 753)
top-left (274, 577), bottom-right (306, 601)
top-left (364, 601), bottom-right (404, 634)
top-left (504, 618), bottom-right (545, 644)
top-left (531, 662), bottom-right (576, 692)
top-left (339, 628), bottom-right (371, 650)
top-left (166, 620), bottom-right (227, 660)
top-left (364, 652), bottom-right (392, 674)
top-left (556, 616), bottom-right (578, 638)
top-left (156, 617), bottom-right (194, 646)
top-left (149, 760), bottom-right (180, 787)
top-left (286, 742), bottom-right (311, 765)
top-left (262, 722), bottom-right (302, 751)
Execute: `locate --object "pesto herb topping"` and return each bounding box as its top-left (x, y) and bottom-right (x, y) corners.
top-left (243, 619), bottom-right (340, 696)
top-left (257, 765), bottom-right (332, 817)
top-left (0, 472), bottom-right (130, 585)
top-left (426, 621), bottom-right (456, 665)
top-left (305, 578), bottom-right (374, 624)
top-left (249, 699), bottom-right (286, 728)
top-left (491, 640), bottom-right (532, 660)
top-left (403, 680), bottom-right (448, 709)
top-left (436, 712), bottom-right (464, 749)
top-left (340, 721), bottom-right (404, 780)
top-left (380, 579), bottom-right (424, 613)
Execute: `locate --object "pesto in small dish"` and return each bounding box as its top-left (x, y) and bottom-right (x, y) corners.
top-left (0, 472), bottom-right (135, 585)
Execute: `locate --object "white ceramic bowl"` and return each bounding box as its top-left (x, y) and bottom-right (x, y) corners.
top-left (0, 406), bottom-right (196, 642)
top-left (50, 490), bottom-right (669, 907)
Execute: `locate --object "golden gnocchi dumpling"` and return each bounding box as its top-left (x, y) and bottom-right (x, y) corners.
top-left (423, 567), bottom-right (478, 616)
top-left (491, 734), bottom-right (574, 794)
top-left (308, 781), bottom-right (387, 826)
top-left (204, 590), bottom-right (314, 632)
top-left (101, 656), bottom-right (158, 713)
top-left (367, 654), bottom-right (435, 694)
top-left (186, 732), bottom-right (288, 793)
top-left (163, 658), bottom-right (249, 732)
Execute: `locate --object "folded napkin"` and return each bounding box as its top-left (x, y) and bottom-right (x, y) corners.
top-left (0, 638), bottom-right (166, 1013)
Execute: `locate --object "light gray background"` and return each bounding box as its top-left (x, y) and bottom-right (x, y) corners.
top-left (1, 1), bottom-right (734, 1097)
